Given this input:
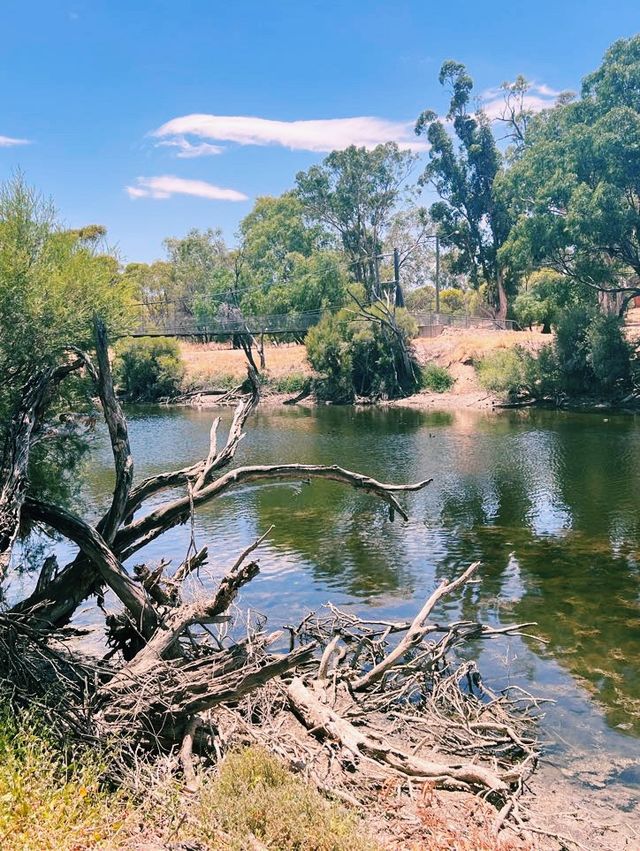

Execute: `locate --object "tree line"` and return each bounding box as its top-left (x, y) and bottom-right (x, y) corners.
top-left (120, 35), bottom-right (640, 333)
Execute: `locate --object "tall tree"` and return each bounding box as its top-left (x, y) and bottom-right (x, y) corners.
top-left (500, 35), bottom-right (640, 314)
top-left (163, 228), bottom-right (231, 316)
top-left (0, 175), bottom-right (134, 533)
top-left (238, 192), bottom-right (346, 317)
top-left (296, 143), bottom-right (417, 299)
top-left (415, 61), bottom-right (514, 317)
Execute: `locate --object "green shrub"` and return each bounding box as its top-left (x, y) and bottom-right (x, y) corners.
top-left (555, 308), bottom-right (633, 397)
top-left (268, 372), bottom-right (309, 394)
top-left (114, 337), bottom-right (185, 401)
top-left (476, 348), bottom-right (527, 398)
top-left (421, 363), bottom-right (454, 392)
top-left (554, 307), bottom-right (595, 395)
top-left (405, 284), bottom-right (436, 312)
top-left (477, 308), bottom-right (636, 402)
top-left (439, 287), bottom-right (467, 314)
top-left (586, 313), bottom-right (632, 391)
top-left (306, 304), bottom-right (421, 402)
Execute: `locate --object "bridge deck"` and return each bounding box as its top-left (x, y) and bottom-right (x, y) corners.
top-left (126, 309), bottom-right (515, 338)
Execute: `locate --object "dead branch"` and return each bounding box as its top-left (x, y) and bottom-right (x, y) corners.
top-left (116, 465), bottom-right (432, 562)
top-left (180, 715), bottom-right (203, 792)
top-left (23, 497), bottom-right (158, 638)
top-left (352, 562), bottom-right (480, 691)
top-left (288, 677), bottom-right (509, 795)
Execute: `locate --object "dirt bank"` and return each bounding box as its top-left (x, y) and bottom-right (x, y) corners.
top-left (179, 327), bottom-right (549, 411)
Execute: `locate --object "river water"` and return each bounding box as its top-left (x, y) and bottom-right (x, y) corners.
top-left (29, 403), bottom-right (640, 800)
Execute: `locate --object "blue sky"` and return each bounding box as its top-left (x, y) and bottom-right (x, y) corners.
top-left (1, 1), bottom-right (639, 263)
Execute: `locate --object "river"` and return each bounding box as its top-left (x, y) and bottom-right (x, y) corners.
top-left (25, 402), bottom-right (640, 807)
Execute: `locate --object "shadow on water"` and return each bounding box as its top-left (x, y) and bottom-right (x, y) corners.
top-left (51, 402), bottom-right (640, 778)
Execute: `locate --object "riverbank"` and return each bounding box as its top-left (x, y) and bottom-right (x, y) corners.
top-left (178, 328), bottom-right (549, 412)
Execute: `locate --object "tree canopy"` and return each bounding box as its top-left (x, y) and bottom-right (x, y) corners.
top-left (296, 143), bottom-right (417, 298)
top-left (415, 60), bottom-right (514, 316)
top-left (500, 34), bottom-right (640, 310)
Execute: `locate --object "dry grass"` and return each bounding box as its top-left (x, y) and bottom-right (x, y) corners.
top-left (179, 329), bottom-right (549, 400)
top-left (0, 704), bottom-right (527, 850)
top-left (0, 707), bottom-right (129, 850)
top-left (413, 328), bottom-right (549, 395)
top-left (180, 341), bottom-right (312, 385)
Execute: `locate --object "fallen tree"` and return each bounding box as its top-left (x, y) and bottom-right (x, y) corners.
top-left (0, 318), bottom-right (542, 843)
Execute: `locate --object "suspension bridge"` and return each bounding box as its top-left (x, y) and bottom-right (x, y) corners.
top-left (127, 307), bottom-right (516, 339)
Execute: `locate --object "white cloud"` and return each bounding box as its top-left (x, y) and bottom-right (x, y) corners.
top-left (126, 175), bottom-right (248, 201)
top-left (157, 137), bottom-right (224, 158)
top-left (0, 135), bottom-right (31, 147)
top-left (480, 82), bottom-right (561, 121)
top-left (153, 114), bottom-right (429, 154)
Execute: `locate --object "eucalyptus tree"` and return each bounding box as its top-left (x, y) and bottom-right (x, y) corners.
top-left (414, 61), bottom-right (515, 317)
top-left (237, 192), bottom-right (348, 317)
top-left (500, 35), bottom-right (640, 314)
top-left (295, 143), bottom-right (417, 298)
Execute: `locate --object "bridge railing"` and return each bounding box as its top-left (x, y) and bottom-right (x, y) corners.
top-left (410, 313), bottom-right (518, 331)
top-left (127, 307), bottom-right (517, 338)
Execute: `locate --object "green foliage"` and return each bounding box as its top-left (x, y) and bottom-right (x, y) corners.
top-left (241, 251), bottom-right (348, 317)
top-left (512, 269), bottom-right (588, 331)
top-left (267, 372), bottom-right (309, 394)
top-left (554, 307), bottom-right (596, 395)
top-left (114, 337), bottom-right (185, 401)
top-left (477, 308), bottom-right (635, 401)
top-left (415, 62), bottom-right (516, 311)
top-left (306, 304), bottom-right (420, 402)
top-left (555, 308), bottom-right (633, 396)
top-left (405, 284), bottom-right (436, 312)
top-left (500, 35), bottom-right (640, 297)
top-left (476, 349), bottom-right (529, 398)
top-left (196, 747), bottom-right (376, 851)
top-left (586, 313), bottom-right (632, 391)
top-left (239, 191), bottom-right (327, 276)
top-left (296, 144), bottom-right (416, 298)
top-left (0, 174), bottom-right (134, 506)
top-left (421, 363), bottom-right (454, 392)
top-left (439, 287), bottom-right (467, 314)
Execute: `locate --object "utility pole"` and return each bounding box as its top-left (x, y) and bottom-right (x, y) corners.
top-left (435, 235), bottom-right (440, 314)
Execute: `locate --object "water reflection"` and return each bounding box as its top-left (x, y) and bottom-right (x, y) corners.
top-left (71, 404), bottom-right (640, 746)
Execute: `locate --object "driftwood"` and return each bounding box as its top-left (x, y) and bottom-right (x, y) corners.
top-left (0, 321), bottom-right (541, 840)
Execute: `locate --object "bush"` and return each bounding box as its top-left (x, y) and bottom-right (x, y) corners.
top-left (439, 287), bottom-right (467, 314)
top-left (306, 304), bottom-right (421, 402)
top-left (476, 348), bottom-right (527, 398)
top-left (476, 308), bottom-right (636, 402)
top-left (421, 363), bottom-right (454, 393)
top-left (405, 284), bottom-right (436, 312)
top-left (196, 747), bottom-right (376, 851)
top-left (587, 313), bottom-right (632, 391)
top-left (114, 337), bottom-right (185, 401)
top-left (555, 308), bottom-right (633, 397)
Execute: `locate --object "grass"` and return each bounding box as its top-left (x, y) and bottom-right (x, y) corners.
top-left (192, 747), bottom-right (379, 850)
top-left (0, 704), bottom-right (525, 850)
top-left (179, 341), bottom-right (312, 383)
top-left (0, 707), bottom-right (379, 850)
top-left (0, 707), bottom-right (127, 850)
